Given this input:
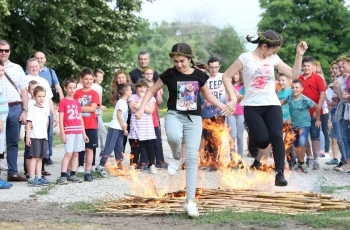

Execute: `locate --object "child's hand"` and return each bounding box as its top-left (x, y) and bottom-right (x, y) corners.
top-left (135, 108), bottom-right (144, 120)
top-left (134, 102), bottom-right (141, 110)
top-left (101, 105), bottom-right (107, 111)
top-left (315, 120), bottom-right (321, 128)
top-left (123, 130), bottom-right (128, 136)
top-left (84, 134), bottom-right (89, 143)
top-left (61, 134), bottom-right (66, 144)
top-left (53, 116), bottom-right (58, 127)
top-left (26, 138), bottom-right (31, 146)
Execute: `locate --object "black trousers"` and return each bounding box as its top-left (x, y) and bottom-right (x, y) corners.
top-left (244, 106), bottom-right (285, 171)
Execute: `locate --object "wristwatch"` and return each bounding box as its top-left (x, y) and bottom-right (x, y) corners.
top-left (22, 108), bottom-right (27, 112)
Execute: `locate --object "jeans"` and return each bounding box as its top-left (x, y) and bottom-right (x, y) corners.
top-left (341, 119), bottom-right (350, 160)
top-left (244, 106), bottom-right (285, 172)
top-left (6, 104), bottom-right (22, 176)
top-left (321, 113), bottom-right (330, 152)
top-left (97, 114), bottom-right (107, 152)
top-left (100, 128), bottom-right (124, 166)
top-left (226, 115), bottom-right (244, 156)
top-left (48, 114), bottom-right (53, 158)
top-left (320, 130), bottom-right (325, 152)
top-left (293, 127), bottom-right (310, 147)
top-left (331, 108), bottom-right (346, 162)
top-left (165, 110), bottom-right (202, 200)
top-left (310, 117), bottom-right (321, 140)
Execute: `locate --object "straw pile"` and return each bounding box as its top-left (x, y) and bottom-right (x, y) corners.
top-left (93, 188), bottom-right (350, 216)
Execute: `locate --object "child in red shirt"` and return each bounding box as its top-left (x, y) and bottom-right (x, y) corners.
top-left (73, 68), bottom-right (100, 181)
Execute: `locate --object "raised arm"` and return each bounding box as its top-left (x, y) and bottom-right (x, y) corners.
top-left (276, 41), bottom-right (308, 79)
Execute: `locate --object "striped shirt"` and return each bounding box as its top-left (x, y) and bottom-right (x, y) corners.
top-left (0, 86), bottom-right (9, 121)
top-left (0, 61), bottom-right (27, 103)
top-left (129, 94), bottom-right (156, 141)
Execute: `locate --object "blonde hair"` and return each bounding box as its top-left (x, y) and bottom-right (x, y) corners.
top-left (111, 70), bottom-right (131, 95)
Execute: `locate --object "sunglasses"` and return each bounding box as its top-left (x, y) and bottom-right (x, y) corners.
top-left (0, 49), bottom-right (10, 53)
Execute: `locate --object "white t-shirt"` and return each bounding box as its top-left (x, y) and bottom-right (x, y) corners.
top-left (239, 52), bottom-right (280, 106)
top-left (27, 75), bottom-right (53, 114)
top-left (27, 105), bottom-right (48, 139)
top-left (109, 98), bottom-right (128, 130)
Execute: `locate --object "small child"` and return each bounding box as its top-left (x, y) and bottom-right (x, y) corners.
top-left (57, 77), bottom-right (88, 184)
top-left (96, 83), bottom-right (132, 177)
top-left (128, 79), bottom-right (157, 174)
top-left (73, 68), bottom-right (100, 182)
top-left (26, 86), bottom-right (51, 186)
top-left (280, 79), bottom-right (320, 173)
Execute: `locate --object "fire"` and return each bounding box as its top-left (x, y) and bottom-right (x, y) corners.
top-left (282, 122), bottom-right (296, 163)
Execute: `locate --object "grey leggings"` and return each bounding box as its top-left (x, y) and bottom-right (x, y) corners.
top-left (164, 110), bottom-right (202, 200)
top-left (226, 115), bottom-right (245, 156)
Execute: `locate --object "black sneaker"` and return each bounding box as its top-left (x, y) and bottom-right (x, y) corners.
top-left (84, 173), bottom-right (94, 182)
top-left (275, 170), bottom-right (288, 186)
top-left (250, 159), bottom-right (262, 170)
top-left (248, 134), bottom-right (259, 158)
top-left (333, 162), bottom-right (346, 171)
top-left (45, 158), bottom-right (54, 166)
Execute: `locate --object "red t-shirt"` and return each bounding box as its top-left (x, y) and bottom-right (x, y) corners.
top-left (73, 89), bottom-right (99, 129)
top-left (298, 72), bottom-right (326, 116)
top-left (152, 103), bottom-right (160, 127)
top-left (58, 98), bottom-right (83, 134)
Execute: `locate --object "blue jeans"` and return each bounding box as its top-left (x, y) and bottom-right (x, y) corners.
top-left (6, 104), bottom-right (22, 176)
top-left (99, 128), bottom-right (124, 167)
top-left (331, 109), bottom-right (346, 162)
top-left (310, 117), bottom-right (320, 141)
top-left (48, 114), bottom-right (53, 158)
top-left (341, 119), bottom-right (350, 160)
top-left (165, 110), bottom-right (202, 200)
top-left (293, 127), bottom-right (310, 147)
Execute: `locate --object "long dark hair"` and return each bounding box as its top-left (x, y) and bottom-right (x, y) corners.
top-left (246, 30), bottom-right (283, 48)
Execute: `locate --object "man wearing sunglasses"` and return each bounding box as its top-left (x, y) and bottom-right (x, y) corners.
top-left (0, 40), bottom-right (28, 182)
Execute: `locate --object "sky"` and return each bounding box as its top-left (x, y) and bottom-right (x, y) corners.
top-left (139, 0), bottom-right (350, 51)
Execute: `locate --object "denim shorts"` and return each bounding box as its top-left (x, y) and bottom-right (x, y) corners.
top-left (293, 126), bottom-right (310, 147)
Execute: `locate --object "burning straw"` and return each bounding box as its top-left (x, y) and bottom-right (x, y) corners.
top-left (93, 188), bottom-right (350, 216)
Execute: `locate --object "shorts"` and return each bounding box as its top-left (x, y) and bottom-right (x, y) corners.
top-left (85, 129), bottom-right (98, 149)
top-left (293, 127), bottom-right (310, 147)
top-left (65, 133), bottom-right (85, 153)
top-left (28, 138), bottom-right (48, 158)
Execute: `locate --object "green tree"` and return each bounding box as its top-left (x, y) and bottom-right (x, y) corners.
top-left (258, 0), bottom-right (350, 82)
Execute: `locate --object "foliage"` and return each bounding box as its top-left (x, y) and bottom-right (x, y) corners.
top-left (258, 0), bottom-right (350, 82)
top-left (0, 0), bottom-right (151, 106)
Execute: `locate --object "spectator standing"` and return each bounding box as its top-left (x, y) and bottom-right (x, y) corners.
top-left (129, 51), bottom-right (159, 84)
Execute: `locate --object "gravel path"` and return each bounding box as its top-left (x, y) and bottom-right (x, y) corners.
top-left (1, 118), bottom-right (349, 203)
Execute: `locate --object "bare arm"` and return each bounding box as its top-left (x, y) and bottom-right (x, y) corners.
top-left (81, 103), bottom-right (97, 113)
top-left (156, 88), bottom-right (163, 105)
top-left (109, 93), bottom-right (117, 107)
top-left (55, 84), bottom-right (64, 101)
top-left (20, 88), bottom-right (28, 122)
top-left (144, 101), bottom-right (155, 114)
top-left (200, 85), bottom-right (225, 110)
top-left (129, 100), bottom-right (138, 113)
top-left (117, 110), bottom-right (127, 132)
top-left (318, 91), bottom-right (326, 110)
top-left (222, 59), bottom-right (243, 102)
top-left (135, 79), bottom-right (165, 119)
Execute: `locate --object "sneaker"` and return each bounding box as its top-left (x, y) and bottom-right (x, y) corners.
top-left (150, 165), bottom-right (158, 174)
top-left (38, 177), bottom-right (51, 186)
top-left (333, 162), bottom-right (346, 171)
top-left (319, 153), bottom-right (326, 158)
top-left (312, 161), bottom-right (320, 170)
top-left (96, 165), bottom-right (108, 178)
top-left (237, 161), bottom-right (244, 169)
top-left (248, 134), bottom-right (259, 158)
top-left (136, 163), bottom-right (149, 171)
top-left (275, 170), bottom-right (288, 186)
top-left (250, 159), bottom-right (262, 170)
top-left (77, 166), bottom-right (84, 173)
top-left (68, 175), bottom-right (83, 183)
top-left (184, 202), bottom-right (199, 217)
top-left (326, 158), bottom-right (339, 165)
top-left (0, 178), bottom-right (12, 189)
top-left (306, 158), bottom-right (314, 167)
top-left (167, 158), bottom-right (180, 176)
top-left (117, 161), bottom-right (123, 170)
top-left (0, 162), bottom-right (8, 171)
top-left (297, 163), bottom-right (309, 173)
top-left (45, 158), bottom-right (54, 166)
top-left (155, 163), bottom-right (168, 169)
top-left (57, 176), bottom-right (68, 185)
top-left (28, 178), bottom-right (43, 187)
top-left (84, 173), bottom-right (94, 182)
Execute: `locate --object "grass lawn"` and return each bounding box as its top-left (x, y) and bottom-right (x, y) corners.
top-left (101, 108), bottom-right (167, 122)
top-left (18, 135), bottom-right (62, 151)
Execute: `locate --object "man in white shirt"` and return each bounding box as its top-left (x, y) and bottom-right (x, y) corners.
top-left (0, 40), bottom-right (28, 182)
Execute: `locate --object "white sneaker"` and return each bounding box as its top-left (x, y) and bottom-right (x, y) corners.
top-left (184, 202), bottom-right (199, 217)
top-left (0, 162), bottom-right (8, 171)
top-left (77, 166), bottom-right (84, 173)
top-left (167, 158), bottom-right (180, 176)
top-left (150, 165), bottom-right (158, 174)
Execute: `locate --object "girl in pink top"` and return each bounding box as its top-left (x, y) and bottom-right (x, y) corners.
top-left (227, 72), bottom-right (244, 158)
